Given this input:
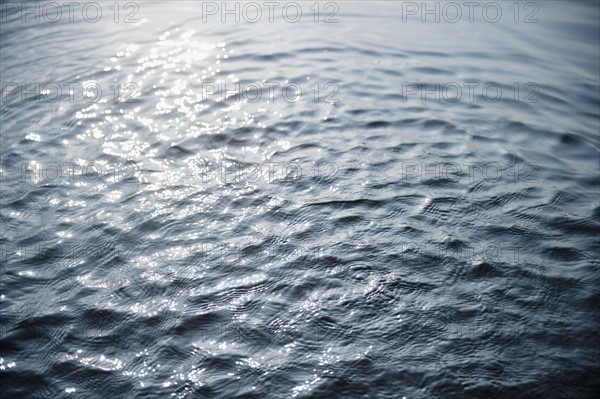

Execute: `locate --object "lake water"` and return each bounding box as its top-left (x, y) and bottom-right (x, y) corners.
top-left (1, 1), bottom-right (599, 398)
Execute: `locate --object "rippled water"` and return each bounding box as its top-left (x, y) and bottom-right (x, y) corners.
top-left (1, 1), bottom-right (599, 398)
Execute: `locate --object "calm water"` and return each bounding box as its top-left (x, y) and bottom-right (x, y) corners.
top-left (1, 1), bottom-right (599, 398)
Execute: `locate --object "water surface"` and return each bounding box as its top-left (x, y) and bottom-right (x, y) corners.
top-left (1, 1), bottom-right (599, 398)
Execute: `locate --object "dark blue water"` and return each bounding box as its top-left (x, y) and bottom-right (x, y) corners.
top-left (1, 1), bottom-right (599, 398)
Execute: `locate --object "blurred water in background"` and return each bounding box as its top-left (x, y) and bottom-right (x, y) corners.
top-left (1, 1), bottom-right (599, 398)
